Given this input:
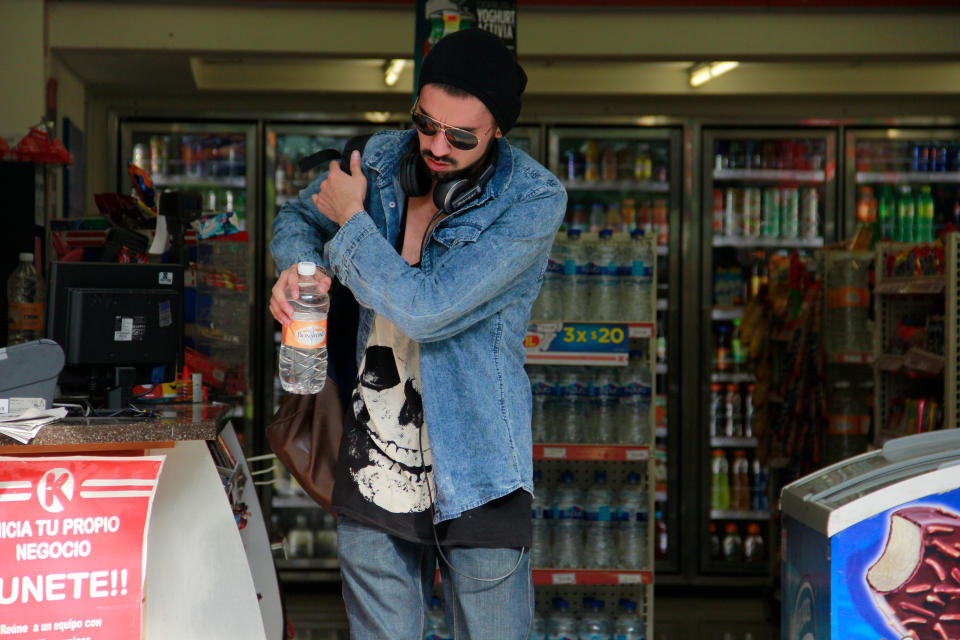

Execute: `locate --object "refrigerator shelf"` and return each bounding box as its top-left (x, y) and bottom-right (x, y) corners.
top-left (533, 444), bottom-right (650, 461)
top-left (876, 348), bottom-right (945, 375)
top-left (856, 171), bottom-right (960, 185)
top-left (710, 437), bottom-right (759, 448)
top-left (154, 175), bottom-right (246, 189)
top-left (712, 306), bottom-right (745, 321)
top-left (713, 236), bottom-right (824, 249)
top-left (712, 169), bottom-right (826, 182)
top-left (532, 569), bottom-right (653, 586)
top-left (874, 275), bottom-right (945, 295)
top-left (711, 372), bottom-right (756, 384)
top-left (558, 179), bottom-right (669, 193)
top-left (710, 509), bottom-right (771, 520)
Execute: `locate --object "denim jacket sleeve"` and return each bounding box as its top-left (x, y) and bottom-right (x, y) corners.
top-left (269, 172), bottom-right (342, 273)
top-left (324, 184), bottom-right (567, 343)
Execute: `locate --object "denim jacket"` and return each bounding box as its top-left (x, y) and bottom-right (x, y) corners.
top-left (271, 129), bottom-right (567, 522)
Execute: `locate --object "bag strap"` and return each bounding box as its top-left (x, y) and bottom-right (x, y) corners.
top-left (297, 134), bottom-right (373, 175)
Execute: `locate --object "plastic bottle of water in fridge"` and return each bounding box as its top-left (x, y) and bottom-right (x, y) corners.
top-left (531, 232), bottom-right (565, 324)
top-left (617, 352), bottom-right (652, 445)
top-left (555, 367), bottom-right (589, 443)
top-left (590, 366), bottom-right (620, 444)
top-left (561, 229), bottom-right (587, 322)
top-left (590, 229), bottom-right (621, 322)
top-left (528, 365), bottom-right (555, 444)
top-left (548, 598), bottom-right (579, 640)
top-left (531, 471), bottom-right (553, 569)
top-left (619, 230), bottom-right (652, 323)
top-left (552, 472), bottom-right (584, 568)
top-left (578, 598), bottom-right (612, 640)
top-left (616, 472), bottom-right (648, 570)
top-left (584, 471), bottom-right (616, 569)
top-left (614, 599), bottom-right (645, 640)
top-left (6, 253), bottom-right (45, 345)
top-left (532, 607), bottom-right (549, 640)
top-left (424, 596), bottom-right (451, 640)
top-left (279, 261), bottom-right (329, 394)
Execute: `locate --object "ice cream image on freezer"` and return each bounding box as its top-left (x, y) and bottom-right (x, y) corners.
top-left (865, 506), bottom-right (960, 640)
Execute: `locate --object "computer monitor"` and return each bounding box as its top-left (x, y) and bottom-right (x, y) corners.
top-left (46, 261), bottom-right (184, 408)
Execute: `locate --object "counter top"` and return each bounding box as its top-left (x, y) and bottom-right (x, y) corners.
top-left (0, 403), bottom-right (232, 454)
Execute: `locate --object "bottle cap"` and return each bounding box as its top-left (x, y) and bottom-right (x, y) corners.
top-left (18, 253), bottom-right (33, 261)
top-left (567, 228), bottom-right (582, 239)
top-left (297, 261), bottom-right (317, 276)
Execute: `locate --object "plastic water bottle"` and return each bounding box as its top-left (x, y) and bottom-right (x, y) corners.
top-left (528, 365), bottom-right (555, 443)
top-left (424, 596), bottom-right (451, 640)
top-left (590, 367), bottom-right (620, 444)
top-left (590, 229), bottom-right (620, 322)
top-left (548, 599), bottom-right (579, 640)
top-left (617, 352), bottom-right (652, 444)
top-left (531, 233), bottom-right (565, 323)
top-left (619, 230), bottom-right (652, 323)
top-left (561, 229), bottom-right (586, 322)
top-left (532, 608), bottom-right (549, 640)
top-left (6, 253), bottom-right (45, 345)
top-left (552, 472), bottom-right (584, 568)
top-left (584, 472), bottom-right (616, 569)
top-left (616, 472), bottom-right (648, 570)
top-left (531, 471), bottom-right (553, 569)
top-left (614, 599), bottom-right (644, 640)
top-left (578, 598), bottom-right (612, 640)
top-left (555, 367), bottom-right (589, 443)
top-left (278, 261), bottom-right (329, 394)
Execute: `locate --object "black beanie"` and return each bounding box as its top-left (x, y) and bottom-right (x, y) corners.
top-left (417, 29), bottom-right (528, 135)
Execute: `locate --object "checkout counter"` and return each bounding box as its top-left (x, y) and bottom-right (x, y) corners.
top-left (0, 403), bottom-right (282, 640)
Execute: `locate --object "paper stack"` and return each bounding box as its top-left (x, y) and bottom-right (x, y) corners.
top-left (0, 407), bottom-right (68, 443)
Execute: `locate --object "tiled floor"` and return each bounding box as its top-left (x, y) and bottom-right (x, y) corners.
top-left (283, 583), bottom-right (781, 639)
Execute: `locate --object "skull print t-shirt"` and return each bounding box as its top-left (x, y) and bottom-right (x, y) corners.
top-left (331, 313), bottom-right (530, 548)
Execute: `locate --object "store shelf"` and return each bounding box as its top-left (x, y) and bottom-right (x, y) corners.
top-left (711, 372), bottom-right (756, 384)
top-left (876, 348), bottom-right (945, 375)
top-left (874, 276), bottom-right (945, 295)
top-left (532, 569), bottom-right (653, 586)
top-left (533, 444), bottom-right (650, 461)
top-left (154, 175), bottom-right (246, 188)
top-left (628, 323), bottom-right (655, 339)
top-left (712, 168), bottom-right (825, 182)
top-left (856, 171), bottom-right (960, 185)
top-left (712, 306), bottom-right (745, 321)
top-left (559, 179), bottom-right (670, 193)
top-left (713, 236), bottom-right (824, 249)
top-left (827, 351), bottom-right (874, 365)
top-left (710, 437), bottom-right (759, 448)
top-left (709, 509), bottom-right (771, 520)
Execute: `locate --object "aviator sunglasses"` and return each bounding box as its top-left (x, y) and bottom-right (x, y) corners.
top-left (410, 103), bottom-right (490, 151)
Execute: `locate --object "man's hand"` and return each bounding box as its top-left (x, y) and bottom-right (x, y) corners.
top-left (269, 263), bottom-right (332, 325)
top-left (312, 150), bottom-right (367, 227)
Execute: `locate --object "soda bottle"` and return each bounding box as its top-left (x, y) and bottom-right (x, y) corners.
top-left (709, 522), bottom-right (722, 560)
top-left (621, 198), bottom-right (638, 232)
top-left (590, 230), bottom-right (620, 322)
top-left (731, 450), bottom-right (750, 510)
top-left (654, 509), bottom-right (668, 559)
top-left (577, 599), bottom-right (612, 640)
top-left (619, 230), bottom-right (653, 323)
top-left (710, 384), bottom-right (726, 438)
top-left (531, 471), bottom-right (553, 569)
top-left (552, 472), bottom-right (584, 568)
top-left (724, 384), bottom-right (743, 438)
top-left (722, 522), bottom-right (744, 562)
top-left (710, 450), bottom-right (730, 510)
top-left (565, 148), bottom-right (585, 181)
top-left (424, 596), bottom-right (451, 640)
top-left (744, 384), bottom-right (755, 438)
top-left (896, 185), bottom-right (916, 242)
top-left (583, 141), bottom-right (600, 182)
top-left (561, 229), bottom-right (586, 323)
top-left (653, 198), bottom-right (669, 246)
top-left (731, 318), bottom-right (745, 371)
top-left (751, 457), bottom-right (769, 511)
top-left (617, 351), bottom-right (652, 445)
top-left (530, 233), bottom-right (565, 323)
top-left (6, 253), bottom-right (45, 345)
top-left (634, 144), bottom-right (652, 181)
top-left (547, 599), bottom-right (578, 640)
top-left (606, 201), bottom-right (623, 233)
top-left (278, 261), bottom-right (329, 394)
top-left (715, 325), bottom-right (732, 372)
top-left (744, 523), bottom-right (765, 562)
top-left (856, 186), bottom-right (877, 224)
top-left (601, 147), bottom-right (618, 181)
top-left (614, 599), bottom-right (644, 640)
top-left (877, 186), bottom-right (897, 240)
top-left (917, 186), bottom-right (935, 242)
top-left (615, 472), bottom-right (648, 570)
top-left (584, 472), bottom-right (616, 569)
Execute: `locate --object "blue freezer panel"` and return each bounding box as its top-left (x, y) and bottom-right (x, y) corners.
top-left (783, 515), bottom-right (829, 640)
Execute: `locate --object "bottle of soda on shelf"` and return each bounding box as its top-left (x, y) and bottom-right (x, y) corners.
top-left (721, 522), bottom-right (744, 562)
top-left (654, 509), bottom-right (668, 559)
top-left (634, 143), bottom-right (652, 181)
top-left (531, 471), bottom-right (553, 569)
top-left (711, 384), bottom-right (726, 438)
top-left (583, 141), bottom-right (600, 182)
top-left (601, 147), bottom-right (618, 181)
top-left (710, 450), bottom-right (730, 510)
top-left (552, 472), bottom-right (584, 568)
top-left (709, 522), bottom-right (722, 560)
top-left (565, 148), bottom-right (585, 181)
top-left (751, 457), bottom-right (769, 511)
top-left (6, 253), bottom-right (45, 345)
top-left (878, 186), bottom-right (897, 240)
top-left (614, 599), bottom-right (644, 640)
top-left (278, 262), bottom-right (329, 394)
top-left (744, 523), bottom-right (765, 563)
top-left (715, 325), bottom-right (732, 372)
top-left (896, 185), bottom-right (916, 242)
top-left (856, 186), bottom-right (877, 224)
top-left (725, 384), bottom-right (743, 438)
top-left (744, 384), bottom-right (755, 438)
top-left (731, 450), bottom-right (750, 510)
top-left (917, 186), bottom-right (935, 242)
top-left (731, 318), bottom-right (745, 372)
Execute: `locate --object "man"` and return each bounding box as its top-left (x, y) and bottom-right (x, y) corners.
top-left (269, 28), bottom-right (566, 639)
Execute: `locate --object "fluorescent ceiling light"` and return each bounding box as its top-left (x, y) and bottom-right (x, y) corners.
top-left (689, 61), bottom-right (739, 88)
top-left (383, 59), bottom-right (407, 87)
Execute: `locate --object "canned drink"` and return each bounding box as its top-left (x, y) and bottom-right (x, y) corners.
top-left (762, 187), bottom-right (781, 238)
top-left (723, 188), bottom-right (741, 237)
top-left (780, 187), bottom-right (800, 238)
top-left (801, 187), bottom-right (820, 238)
top-left (743, 188), bottom-right (761, 238)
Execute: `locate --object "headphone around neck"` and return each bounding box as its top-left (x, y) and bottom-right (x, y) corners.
top-left (398, 141), bottom-right (499, 215)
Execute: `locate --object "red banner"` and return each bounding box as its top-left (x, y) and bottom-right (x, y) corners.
top-left (0, 456), bottom-right (164, 639)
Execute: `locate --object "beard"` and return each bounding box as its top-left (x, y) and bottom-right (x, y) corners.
top-left (422, 138), bottom-right (496, 183)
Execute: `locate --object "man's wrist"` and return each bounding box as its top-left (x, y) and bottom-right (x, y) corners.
top-left (339, 201), bottom-right (365, 226)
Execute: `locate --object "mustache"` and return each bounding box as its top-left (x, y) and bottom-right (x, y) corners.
top-left (422, 150), bottom-right (456, 168)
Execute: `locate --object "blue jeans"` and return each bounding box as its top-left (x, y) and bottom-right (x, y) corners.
top-left (337, 516), bottom-right (533, 639)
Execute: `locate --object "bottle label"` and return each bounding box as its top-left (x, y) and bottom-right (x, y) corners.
top-left (8, 303), bottom-right (43, 331)
top-left (282, 318), bottom-right (328, 348)
top-left (826, 286), bottom-right (869, 309)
